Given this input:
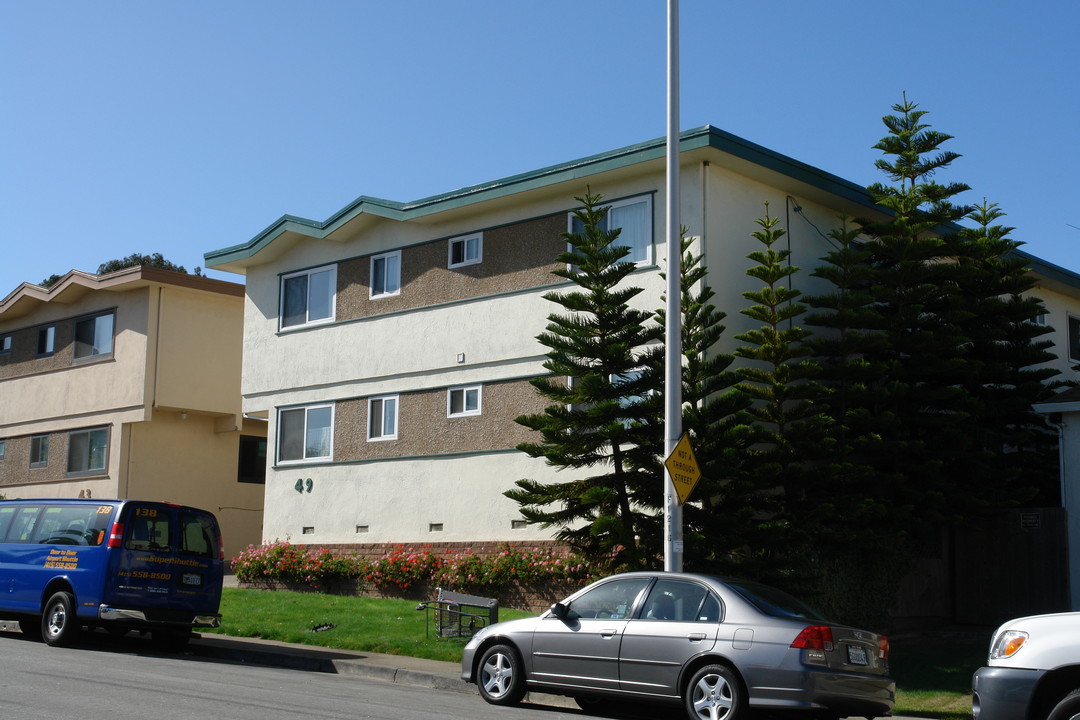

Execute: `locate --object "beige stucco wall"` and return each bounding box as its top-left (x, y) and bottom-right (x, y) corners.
top-left (124, 410), bottom-right (264, 561)
top-left (262, 450), bottom-right (559, 545)
top-left (154, 285), bottom-right (243, 419)
top-left (0, 288), bottom-right (151, 430)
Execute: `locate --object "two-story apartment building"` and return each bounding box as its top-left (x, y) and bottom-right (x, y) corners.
top-left (205, 126), bottom-right (1080, 562)
top-left (0, 266), bottom-right (265, 559)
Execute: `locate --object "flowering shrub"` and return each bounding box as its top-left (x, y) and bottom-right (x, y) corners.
top-left (364, 545), bottom-right (442, 590)
top-left (433, 545), bottom-right (594, 589)
top-left (231, 541), bottom-right (362, 588)
top-left (232, 542), bottom-right (595, 593)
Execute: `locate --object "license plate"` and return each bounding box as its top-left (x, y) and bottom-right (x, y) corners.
top-left (847, 645), bottom-right (869, 666)
top-left (181, 573), bottom-right (202, 587)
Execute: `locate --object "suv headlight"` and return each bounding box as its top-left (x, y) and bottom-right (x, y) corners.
top-left (990, 630), bottom-right (1029, 660)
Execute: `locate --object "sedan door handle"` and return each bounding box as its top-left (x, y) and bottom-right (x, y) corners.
top-left (687, 633), bottom-right (707, 642)
top-left (600, 629), bottom-right (618, 638)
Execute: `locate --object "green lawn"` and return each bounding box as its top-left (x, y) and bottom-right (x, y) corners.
top-left (204, 588), bottom-right (534, 663)
top-left (208, 588), bottom-right (986, 717)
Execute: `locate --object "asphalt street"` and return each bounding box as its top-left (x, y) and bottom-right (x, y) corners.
top-left (0, 618), bottom-right (924, 720)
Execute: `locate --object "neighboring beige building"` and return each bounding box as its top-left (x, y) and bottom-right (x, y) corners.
top-left (0, 266), bottom-right (265, 560)
top-left (204, 126), bottom-right (1080, 559)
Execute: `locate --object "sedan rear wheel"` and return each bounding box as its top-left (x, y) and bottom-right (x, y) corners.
top-left (477, 644), bottom-right (526, 706)
top-left (685, 664), bottom-right (745, 720)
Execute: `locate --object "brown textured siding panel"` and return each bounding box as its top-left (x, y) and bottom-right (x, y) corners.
top-left (336, 215), bottom-right (565, 323)
top-left (0, 431), bottom-right (69, 487)
top-left (0, 321), bottom-right (75, 380)
top-left (332, 378), bottom-right (550, 462)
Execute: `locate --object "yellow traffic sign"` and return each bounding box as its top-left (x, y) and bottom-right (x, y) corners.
top-left (664, 433), bottom-right (701, 505)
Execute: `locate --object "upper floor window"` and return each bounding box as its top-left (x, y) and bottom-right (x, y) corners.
top-left (368, 395), bottom-right (399, 440)
top-left (371, 251), bottom-right (401, 298)
top-left (37, 325), bottom-right (55, 356)
top-left (68, 427), bottom-right (109, 475)
top-left (0, 439), bottom-right (6, 460)
top-left (30, 434), bottom-right (49, 468)
top-left (570, 194), bottom-right (653, 265)
top-left (277, 404), bottom-right (333, 463)
top-left (448, 233), bottom-right (483, 268)
top-left (0, 334), bottom-right (11, 354)
top-left (448, 386), bottom-right (482, 417)
top-left (281, 266), bottom-right (336, 330)
top-left (74, 311), bottom-right (115, 360)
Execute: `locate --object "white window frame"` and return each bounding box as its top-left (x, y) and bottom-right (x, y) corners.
top-left (0, 438), bottom-right (6, 460)
top-left (276, 404), bottom-right (334, 464)
top-left (368, 395), bottom-right (399, 441)
top-left (280, 265), bottom-right (337, 330)
top-left (568, 194), bottom-right (654, 266)
top-left (447, 385), bottom-right (482, 417)
top-left (0, 334), bottom-right (11, 354)
top-left (74, 311), bottom-right (115, 361)
top-left (370, 251), bottom-right (401, 299)
top-left (448, 233), bottom-right (483, 268)
top-left (67, 426), bottom-right (109, 475)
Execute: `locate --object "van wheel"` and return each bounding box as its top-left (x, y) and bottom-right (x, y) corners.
top-left (42, 591), bottom-right (80, 647)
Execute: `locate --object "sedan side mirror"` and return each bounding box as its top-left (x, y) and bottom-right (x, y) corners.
top-left (550, 602), bottom-right (569, 619)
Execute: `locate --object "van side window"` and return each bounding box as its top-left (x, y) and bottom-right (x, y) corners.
top-left (0, 507), bottom-right (15, 540)
top-left (180, 512), bottom-right (216, 558)
top-left (4, 506), bottom-right (42, 542)
top-left (33, 505), bottom-right (112, 546)
top-left (126, 507), bottom-right (171, 552)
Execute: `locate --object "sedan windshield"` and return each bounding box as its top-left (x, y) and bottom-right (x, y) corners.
top-left (725, 580), bottom-right (827, 621)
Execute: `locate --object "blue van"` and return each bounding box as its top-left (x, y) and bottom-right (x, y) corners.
top-left (0, 498), bottom-right (224, 648)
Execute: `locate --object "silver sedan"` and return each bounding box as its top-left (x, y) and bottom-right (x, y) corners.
top-left (461, 571), bottom-right (894, 720)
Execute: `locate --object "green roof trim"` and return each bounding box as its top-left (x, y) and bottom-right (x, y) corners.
top-left (205, 125), bottom-right (879, 269)
top-left (204, 126), bottom-right (1080, 293)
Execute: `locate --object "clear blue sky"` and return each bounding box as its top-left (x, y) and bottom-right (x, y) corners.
top-left (2, 1), bottom-right (1077, 295)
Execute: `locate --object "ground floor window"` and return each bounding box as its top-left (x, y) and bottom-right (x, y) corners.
top-left (68, 427), bottom-right (108, 475)
top-left (278, 405), bottom-right (333, 463)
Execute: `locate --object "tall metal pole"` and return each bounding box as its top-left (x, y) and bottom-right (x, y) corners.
top-left (663, 0), bottom-right (683, 572)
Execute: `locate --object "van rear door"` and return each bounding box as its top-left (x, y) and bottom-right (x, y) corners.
top-left (106, 503), bottom-right (223, 622)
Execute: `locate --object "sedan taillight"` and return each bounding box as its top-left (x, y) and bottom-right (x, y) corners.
top-left (791, 625), bottom-right (835, 651)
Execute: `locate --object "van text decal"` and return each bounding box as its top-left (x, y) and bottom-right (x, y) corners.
top-left (44, 549), bottom-right (79, 570)
top-left (145, 555), bottom-right (209, 569)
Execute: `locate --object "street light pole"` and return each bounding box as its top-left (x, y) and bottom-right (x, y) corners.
top-left (663, 0), bottom-right (683, 573)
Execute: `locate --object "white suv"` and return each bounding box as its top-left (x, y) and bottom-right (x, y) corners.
top-left (972, 612), bottom-right (1080, 720)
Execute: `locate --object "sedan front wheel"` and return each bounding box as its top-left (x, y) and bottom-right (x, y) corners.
top-left (477, 644), bottom-right (526, 706)
top-left (685, 664), bottom-right (745, 720)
